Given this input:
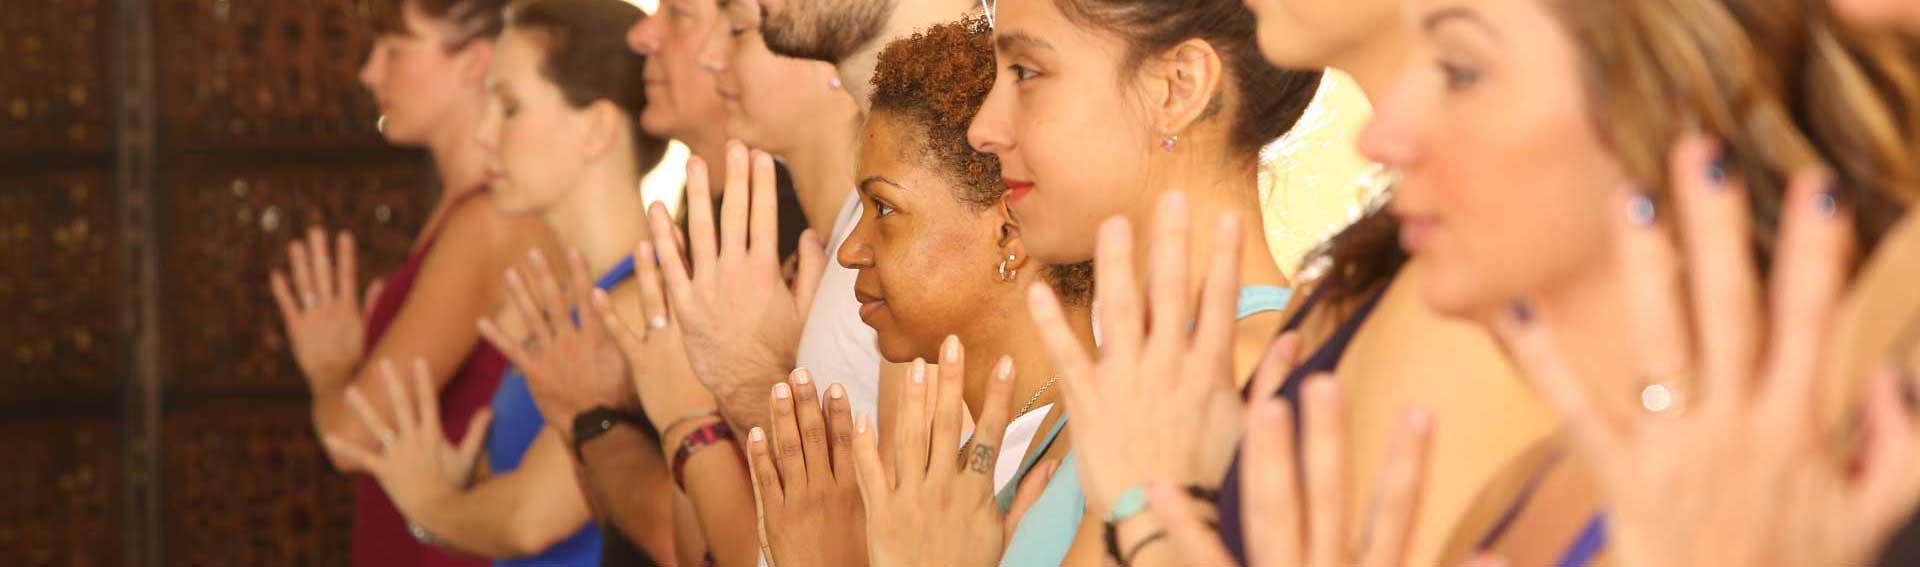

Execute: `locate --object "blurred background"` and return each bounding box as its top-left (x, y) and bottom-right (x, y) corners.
top-left (0, 0), bottom-right (1370, 564)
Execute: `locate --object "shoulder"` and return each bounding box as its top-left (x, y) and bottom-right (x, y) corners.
top-left (428, 192), bottom-right (557, 274)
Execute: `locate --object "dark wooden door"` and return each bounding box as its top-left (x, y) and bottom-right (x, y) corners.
top-left (1, 1), bottom-right (434, 564)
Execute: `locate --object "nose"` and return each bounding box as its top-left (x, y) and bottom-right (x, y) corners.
top-left (628, 15), bottom-right (661, 55)
top-left (837, 202), bottom-right (876, 271)
top-left (358, 41), bottom-right (385, 91)
top-left (968, 73), bottom-right (1014, 156)
top-left (697, 19), bottom-right (730, 74)
top-left (1356, 72), bottom-right (1421, 170)
top-left (472, 98), bottom-right (500, 153)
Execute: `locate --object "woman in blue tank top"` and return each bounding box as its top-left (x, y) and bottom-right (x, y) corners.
top-left (322, 1), bottom-right (673, 565)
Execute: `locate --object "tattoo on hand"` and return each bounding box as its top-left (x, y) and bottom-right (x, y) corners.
top-left (967, 444), bottom-right (997, 475)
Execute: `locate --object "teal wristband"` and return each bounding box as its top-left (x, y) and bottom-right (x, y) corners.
top-left (1107, 485), bottom-right (1151, 524)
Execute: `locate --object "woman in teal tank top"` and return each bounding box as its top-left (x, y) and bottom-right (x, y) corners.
top-left (748, 17), bottom-right (1102, 567)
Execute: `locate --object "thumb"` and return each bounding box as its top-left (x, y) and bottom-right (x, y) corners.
top-left (455, 410), bottom-right (495, 469)
top-left (791, 229), bottom-right (827, 319)
top-left (362, 278), bottom-right (386, 320)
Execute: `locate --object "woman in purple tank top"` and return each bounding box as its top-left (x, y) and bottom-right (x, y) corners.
top-left (267, 1), bottom-right (555, 565)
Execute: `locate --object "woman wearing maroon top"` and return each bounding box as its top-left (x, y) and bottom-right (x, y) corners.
top-left (268, 0), bottom-right (555, 565)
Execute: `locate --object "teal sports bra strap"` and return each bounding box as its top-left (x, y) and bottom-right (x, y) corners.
top-left (1237, 285), bottom-right (1294, 319)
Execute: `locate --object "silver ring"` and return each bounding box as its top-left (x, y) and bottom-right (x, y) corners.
top-left (646, 316), bottom-right (669, 331)
top-left (377, 431), bottom-right (397, 447)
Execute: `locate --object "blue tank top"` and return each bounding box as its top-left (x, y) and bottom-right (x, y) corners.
top-left (994, 286), bottom-right (1294, 567)
top-left (485, 256), bottom-right (636, 567)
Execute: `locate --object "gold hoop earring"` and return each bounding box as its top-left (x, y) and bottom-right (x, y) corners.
top-left (377, 115), bottom-right (388, 135)
top-left (997, 254), bottom-right (1018, 283)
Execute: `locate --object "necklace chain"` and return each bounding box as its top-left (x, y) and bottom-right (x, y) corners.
top-left (1017, 375), bottom-right (1060, 417)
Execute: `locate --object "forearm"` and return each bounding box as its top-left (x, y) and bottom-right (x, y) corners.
top-left (411, 437), bottom-right (593, 558)
top-left (311, 387), bottom-right (376, 472)
top-left (578, 425), bottom-right (679, 565)
top-left (673, 438), bottom-right (761, 567)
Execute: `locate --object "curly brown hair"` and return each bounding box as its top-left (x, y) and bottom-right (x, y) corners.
top-left (869, 17), bottom-right (1093, 304)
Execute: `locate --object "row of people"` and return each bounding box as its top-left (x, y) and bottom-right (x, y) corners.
top-left (272, 0), bottom-right (1920, 565)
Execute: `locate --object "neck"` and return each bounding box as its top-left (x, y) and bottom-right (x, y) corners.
top-left (1134, 162), bottom-right (1291, 294)
top-left (425, 100), bottom-right (490, 201)
top-left (836, 0), bottom-right (979, 111)
top-left (772, 111), bottom-right (862, 232)
top-left (543, 159), bottom-right (650, 277)
top-left (1331, 26), bottom-right (1411, 103)
top-left (959, 288), bottom-right (1096, 422)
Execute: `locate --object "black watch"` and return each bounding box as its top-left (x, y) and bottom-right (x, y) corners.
top-left (571, 406), bottom-right (645, 458)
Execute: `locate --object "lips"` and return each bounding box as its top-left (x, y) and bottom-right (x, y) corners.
top-left (854, 289), bottom-right (886, 322)
top-left (1004, 178), bottom-right (1035, 205)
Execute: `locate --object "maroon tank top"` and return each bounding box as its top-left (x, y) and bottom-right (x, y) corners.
top-left (351, 190), bottom-right (507, 567)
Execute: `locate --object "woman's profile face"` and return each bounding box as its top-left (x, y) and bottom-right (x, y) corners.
top-left (968, 0), bottom-right (1157, 265)
top-left (707, 0), bottom-right (850, 150)
top-left (842, 115), bottom-right (1019, 363)
top-left (473, 28), bottom-right (599, 216)
top-left (1244, 0), bottom-right (1401, 69)
top-left (359, 0), bottom-right (485, 145)
top-left (1359, 0), bottom-right (1627, 319)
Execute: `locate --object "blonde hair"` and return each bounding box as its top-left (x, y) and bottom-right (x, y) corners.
top-left (1552, 0), bottom-right (1920, 261)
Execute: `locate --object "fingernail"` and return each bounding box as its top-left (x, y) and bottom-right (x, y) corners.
top-left (1815, 179), bottom-right (1842, 219)
top-left (912, 358), bottom-right (926, 383)
top-left (750, 427), bottom-right (765, 442)
top-left (1508, 299), bottom-right (1534, 325)
top-left (829, 384), bottom-right (845, 400)
top-left (792, 369), bottom-right (811, 385)
top-left (530, 249), bottom-right (546, 265)
top-left (994, 356), bottom-right (1014, 382)
top-left (1705, 151), bottom-right (1728, 187)
top-left (1164, 191), bottom-right (1188, 212)
top-left (942, 336), bottom-right (961, 364)
top-left (1627, 191), bottom-right (1657, 227)
top-left (1255, 399), bottom-right (1285, 421)
top-left (773, 383), bottom-right (791, 399)
top-left (855, 414), bottom-right (869, 434)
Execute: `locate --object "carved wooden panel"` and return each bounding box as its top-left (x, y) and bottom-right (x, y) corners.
top-left (0, 0), bottom-right (109, 153)
top-left (163, 404), bottom-right (354, 566)
top-left (153, 0), bottom-right (399, 148)
top-left (0, 419), bottom-right (122, 566)
top-left (161, 158), bottom-right (431, 396)
top-left (0, 170), bottom-right (122, 402)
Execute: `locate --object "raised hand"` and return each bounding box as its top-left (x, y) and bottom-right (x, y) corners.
top-left (324, 358), bottom-right (494, 514)
top-left (478, 249), bottom-right (635, 439)
top-left (645, 141), bottom-right (827, 432)
top-left (1492, 136), bottom-right (1920, 567)
top-left (272, 227), bottom-right (384, 391)
top-left (1148, 345), bottom-right (1436, 567)
top-left (1027, 193), bottom-right (1254, 517)
top-left (853, 337), bottom-right (1019, 567)
top-left (747, 370), bottom-right (868, 567)
top-left (593, 240), bottom-right (719, 432)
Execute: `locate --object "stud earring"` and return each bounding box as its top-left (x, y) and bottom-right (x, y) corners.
top-left (1160, 135), bottom-right (1178, 152)
top-left (997, 254), bottom-right (1018, 282)
top-left (829, 77), bottom-right (842, 90)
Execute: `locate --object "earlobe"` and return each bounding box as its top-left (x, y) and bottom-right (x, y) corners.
top-left (993, 204), bottom-right (1035, 279)
top-left (463, 41), bottom-right (496, 86)
top-left (580, 101), bottom-right (625, 161)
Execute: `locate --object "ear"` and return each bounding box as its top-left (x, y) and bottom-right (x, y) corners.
top-left (577, 99), bottom-right (627, 163)
top-left (458, 40), bottom-right (497, 88)
top-left (1140, 38), bottom-right (1226, 139)
top-left (990, 196), bottom-right (1035, 276)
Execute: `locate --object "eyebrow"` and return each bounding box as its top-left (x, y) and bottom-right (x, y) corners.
top-left (995, 31), bottom-right (1052, 53)
top-left (1422, 6), bottom-right (1502, 40)
top-left (857, 176), bottom-right (908, 195)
